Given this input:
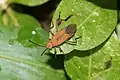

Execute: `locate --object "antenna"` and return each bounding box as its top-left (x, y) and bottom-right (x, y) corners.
top-left (41, 48), bottom-right (48, 56)
top-left (29, 40), bottom-right (45, 47)
top-left (29, 40), bottom-right (48, 56)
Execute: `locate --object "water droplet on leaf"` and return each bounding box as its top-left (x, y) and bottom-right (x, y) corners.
top-left (93, 12), bottom-right (99, 16)
top-left (9, 39), bottom-right (14, 45)
top-left (92, 20), bottom-right (96, 23)
top-left (93, 61), bottom-right (95, 64)
top-left (32, 30), bottom-right (36, 35)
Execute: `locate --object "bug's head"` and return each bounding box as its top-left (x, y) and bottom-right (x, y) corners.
top-left (47, 41), bottom-right (53, 49)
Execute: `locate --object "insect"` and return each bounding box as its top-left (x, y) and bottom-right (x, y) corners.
top-left (29, 12), bottom-right (80, 56)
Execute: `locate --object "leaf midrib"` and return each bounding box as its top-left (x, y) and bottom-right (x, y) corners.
top-left (0, 54), bottom-right (44, 68)
top-left (78, 7), bottom-right (99, 29)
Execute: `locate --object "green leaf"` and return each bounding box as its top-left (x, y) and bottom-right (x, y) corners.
top-left (0, 9), bottom-right (65, 80)
top-left (51, 0), bottom-right (117, 54)
top-left (0, 9), bottom-right (49, 46)
top-left (64, 34), bottom-right (120, 80)
top-left (116, 23), bottom-right (120, 39)
top-left (0, 9), bottom-right (40, 27)
top-left (92, 69), bottom-right (120, 80)
top-left (9, 0), bottom-right (49, 6)
top-left (0, 25), bottom-right (66, 80)
top-left (0, 11), bottom-right (3, 24)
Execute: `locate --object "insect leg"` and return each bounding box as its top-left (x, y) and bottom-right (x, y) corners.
top-left (56, 12), bottom-right (73, 32)
top-left (54, 47), bottom-right (57, 58)
top-left (49, 21), bottom-right (54, 29)
top-left (58, 47), bottom-right (64, 54)
top-left (74, 36), bottom-right (82, 42)
top-left (64, 15), bottom-right (73, 21)
top-left (49, 21), bottom-right (55, 35)
top-left (66, 36), bottom-right (82, 45)
top-left (29, 40), bottom-right (48, 56)
top-left (65, 41), bottom-right (77, 45)
top-left (49, 30), bottom-right (54, 36)
top-left (56, 12), bottom-right (73, 27)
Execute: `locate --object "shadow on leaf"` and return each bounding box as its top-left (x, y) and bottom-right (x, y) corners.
top-left (87, 0), bottom-right (117, 10)
top-left (65, 33), bottom-right (112, 61)
top-left (45, 53), bottom-right (65, 69)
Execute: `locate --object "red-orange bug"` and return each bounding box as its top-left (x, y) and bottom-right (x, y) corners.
top-left (47, 24), bottom-right (77, 49)
top-left (29, 12), bottom-right (79, 56)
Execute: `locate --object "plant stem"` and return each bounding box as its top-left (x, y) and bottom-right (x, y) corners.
top-left (6, 7), bottom-right (19, 27)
